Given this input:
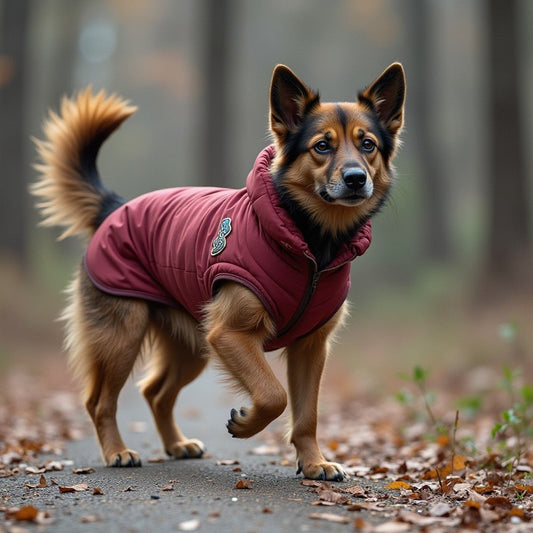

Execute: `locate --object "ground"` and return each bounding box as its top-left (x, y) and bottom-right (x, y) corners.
top-left (1, 267), bottom-right (533, 532)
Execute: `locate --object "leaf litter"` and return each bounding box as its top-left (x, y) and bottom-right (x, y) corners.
top-left (280, 364), bottom-right (533, 532)
top-left (2, 341), bottom-right (533, 532)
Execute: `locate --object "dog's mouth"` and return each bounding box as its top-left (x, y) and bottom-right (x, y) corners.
top-left (319, 189), bottom-right (368, 206)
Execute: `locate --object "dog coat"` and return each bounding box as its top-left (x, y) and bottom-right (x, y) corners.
top-left (85, 145), bottom-right (372, 351)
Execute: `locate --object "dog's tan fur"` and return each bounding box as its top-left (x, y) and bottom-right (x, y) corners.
top-left (32, 65), bottom-right (405, 480)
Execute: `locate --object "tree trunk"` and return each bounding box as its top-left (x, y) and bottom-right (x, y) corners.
top-left (406, 0), bottom-right (452, 263)
top-left (200, 0), bottom-right (233, 187)
top-left (486, 0), bottom-right (531, 281)
top-left (0, 0), bottom-right (30, 266)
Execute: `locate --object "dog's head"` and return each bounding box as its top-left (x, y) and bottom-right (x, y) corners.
top-left (269, 63), bottom-right (405, 236)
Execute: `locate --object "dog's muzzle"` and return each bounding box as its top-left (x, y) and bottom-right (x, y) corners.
top-left (320, 166), bottom-right (373, 206)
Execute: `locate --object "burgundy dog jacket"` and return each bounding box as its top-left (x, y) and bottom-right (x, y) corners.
top-left (85, 146), bottom-right (372, 351)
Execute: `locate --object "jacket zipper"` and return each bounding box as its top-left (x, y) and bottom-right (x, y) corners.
top-left (276, 252), bottom-right (319, 338)
top-left (276, 253), bottom-right (355, 339)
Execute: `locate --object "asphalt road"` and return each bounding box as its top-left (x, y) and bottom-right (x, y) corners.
top-left (2, 366), bottom-right (376, 532)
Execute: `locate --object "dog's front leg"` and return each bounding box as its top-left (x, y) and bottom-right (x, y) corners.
top-left (204, 283), bottom-right (287, 439)
top-left (286, 304), bottom-right (348, 481)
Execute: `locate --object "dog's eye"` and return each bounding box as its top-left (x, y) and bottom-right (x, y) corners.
top-left (314, 140), bottom-right (331, 154)
top-left (361, 138), bottom-right (376, 153)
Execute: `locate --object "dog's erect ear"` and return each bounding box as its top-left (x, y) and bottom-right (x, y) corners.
top-left (270, 65), bottom-right (319, 138)
top-left (359, 63), bottom-right (405, 136)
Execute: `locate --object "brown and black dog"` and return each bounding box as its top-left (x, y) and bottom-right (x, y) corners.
top-left (32, 64), bottom-right (405, 481)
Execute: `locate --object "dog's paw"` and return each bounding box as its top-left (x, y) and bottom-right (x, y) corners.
top-left (166, 439), bottom-right (206, 459)
top-left (226, 404), bottom-right (282, 438)
top-left (226, 407), bottom-right (248, 438)
top-left (107, 449), bottom-right (142, 467)
top-left (226, 407), bottom-right (260, 438)
top-left (296, 460), bottom-right (347, 482)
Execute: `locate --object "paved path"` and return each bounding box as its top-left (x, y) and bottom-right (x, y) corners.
top-left (3, 366), bottom-right (371, 532)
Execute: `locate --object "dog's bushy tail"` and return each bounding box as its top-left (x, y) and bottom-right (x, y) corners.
top-left (31, 88), bottom-right (137, 239)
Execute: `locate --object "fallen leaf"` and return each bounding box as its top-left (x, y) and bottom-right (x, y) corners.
top-left (216, 459), bottom-right (239, 466)
top-left (346, 502), bottom-right (384, 512)
top-left (484, 495), bottom-right (513, 518)
top-left (514, 483), bottom-right (533, 494)
top-left (162, 483), bottom-right (174, 491)
top-left (44, 460), bottom-right (64, 471)
top-left (58, 483), bottom-right (89, 493)
top-left (123, 486), bottom-right (135, 492)
top-left (301, 479), bottom-right (322, 487)
top-left (25, 466), bottom-right (46, 474)
top-left (235, 479), bottom-right (254, 489)
top-left (309, 512), bottom-right (350, 524)
top-left (509, 507), bottom-right (525, 519)
top-left (473, 484), bottom-right (495, 494)
top-left (385, 480), bottom-right (412, 490)
top-left (316, 488), bottom-right (349, 505)
top-left (24, 474), bottom-right (46, 488)
top-left (343, 484), bottom-right (366, 497)
top-left (6, 505), bottom-right (39, 522)
top-left (72, 467), bottom-right (95, 474)
top-left (93, 487), bottom-right (103, 495)
top-left (426, 456), bottom-right (469, 480)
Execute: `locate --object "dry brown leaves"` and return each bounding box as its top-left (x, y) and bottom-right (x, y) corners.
top-left (279, 386), bottom-right (532, 532)
top-left (235, 478), bottom-right (254, 489)
top-left (300, 478), bottom-right (532, 531)
top-left (0, 374), bottom-right (84, 480)
top-left (2, 505), bottom-right (52, 525)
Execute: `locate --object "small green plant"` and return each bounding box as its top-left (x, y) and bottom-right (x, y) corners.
top-left (398, 365), bottom-right (447, 436)
top-left (491, 368), bottom-right (533, 476)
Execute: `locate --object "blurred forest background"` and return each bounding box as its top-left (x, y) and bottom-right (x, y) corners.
top-left (1, 0), bottom-right (532, 388)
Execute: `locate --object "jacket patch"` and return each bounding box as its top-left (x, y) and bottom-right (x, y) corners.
top-left (211, 217), bottom-right (232, 256)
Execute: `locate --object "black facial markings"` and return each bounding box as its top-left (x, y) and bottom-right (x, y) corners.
top-left (277, 113), bottom-right (321, 171)
top-left (336, 104), bottom-right (347, 134)
top-left (362, 110), bottom-right (394, 163)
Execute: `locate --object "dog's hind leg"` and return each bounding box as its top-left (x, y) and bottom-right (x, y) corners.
top-left (204, 283), bottom-right (287, 439)
top-left (140, 311), bottom-right (207, 458)
top-left (65, 270), bottom-right (149, 467)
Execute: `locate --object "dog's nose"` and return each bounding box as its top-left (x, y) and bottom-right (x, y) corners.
top-left (342, 167), bottom-right (367, 190)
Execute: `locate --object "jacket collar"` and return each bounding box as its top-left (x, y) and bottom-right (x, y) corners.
top-left (246, 145), bottom-right (372, 267)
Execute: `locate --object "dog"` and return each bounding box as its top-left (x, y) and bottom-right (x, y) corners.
top-left (32, 63), bottom-right (405, 481)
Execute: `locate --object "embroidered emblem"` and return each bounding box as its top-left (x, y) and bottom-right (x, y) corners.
top-left (211, 217), bottom-right (232, 256)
